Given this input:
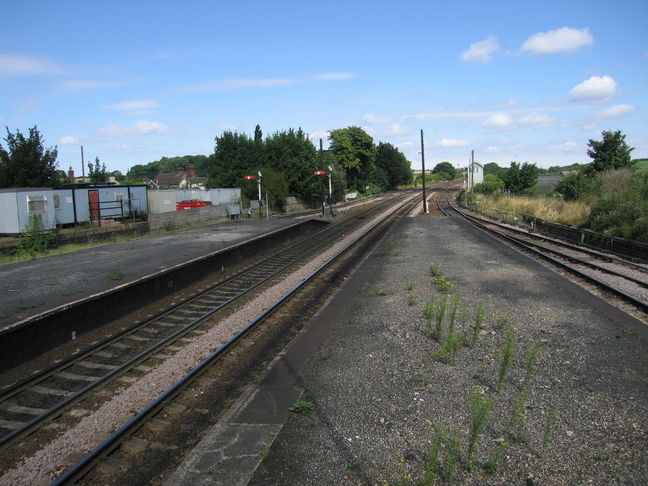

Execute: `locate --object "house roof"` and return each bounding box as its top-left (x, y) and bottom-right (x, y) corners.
top-left (153, 170), bottom-right (187, 186)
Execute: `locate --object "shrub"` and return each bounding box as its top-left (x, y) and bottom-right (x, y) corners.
top-left (586, 170), bottom-right (648, 241)
top-left (555, 173), bottom-right (592, 200)
top-left (17, 214), bottom-right (56, 254)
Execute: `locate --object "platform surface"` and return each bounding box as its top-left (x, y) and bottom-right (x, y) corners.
top-left (0, 219), bottom-right (302, 330)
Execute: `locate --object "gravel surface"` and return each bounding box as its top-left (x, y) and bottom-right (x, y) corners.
top-left (0, 197), bottom-right (413, 485)
top-left (249, 215), bottom-right (648, 486)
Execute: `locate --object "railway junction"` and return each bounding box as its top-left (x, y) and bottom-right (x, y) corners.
top-left (0, 189), bottom-right (646, 485)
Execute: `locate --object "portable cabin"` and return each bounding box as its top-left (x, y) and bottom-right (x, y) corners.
top-left (52, 184), bottom-right (148, 225)
top-left (0, 188), bottom-right (56, 234)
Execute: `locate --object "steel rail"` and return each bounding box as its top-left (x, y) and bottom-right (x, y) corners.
top-left (51, 191), bottom-right (419, 485)
top-left (448, 200), bottom-right (648, 312)
top-left (0, 194), bottom-right (410, 449)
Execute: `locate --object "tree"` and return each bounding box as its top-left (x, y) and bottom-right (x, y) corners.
top-left (206, 131), bottom-right (260, 188)
top-left (375, 142), bottom-right (413, 189)
top-left (264, 128), bottom-right (319, 201)
top-left (329, 126), bottom-right (377, 191)
top-left (502, 162), bottom-right (539, 193)
top-left (555, 173), bottom-right (592, 200)
top-left (585, 130), bottom-right (634, 176)
top-left (432, 161), bottom-right (457, 180)
top-left (0, 126), bottom-right (58, 187)
top-left (483, 162), bottom-right (507, 179)
top-left (473, 174), bottom-right (505, 195)
top-left (88, 156), bottom-right (108, 183)
top-left (257, 167), bottom-right (289, 208)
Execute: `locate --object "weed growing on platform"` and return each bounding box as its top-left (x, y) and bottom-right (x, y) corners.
top-left (434, 295), bottom-right (448, 340)
top-left (433, 275), bottom-right (454, 292)
top-left (107, 268), bottom-right (124, 281)
top-left (485, 439), bottom-right (508, 474)
top-left (470, 302), bottom-right (485, 348)
top-left (421, 422), bottom-right (461, 485)
top-left (496, 328), bottom-right (517, 393)
top-left (494, 313), bottom-right (511, 330)
top-left (429, 262), bottom-right (442, 277)
top-left (408, 295), bottom-right (417, 306)
top-left (423, 297), bottom-right (436, 337)
top-left (387, 235), bottom-right (395, 254)
top-left (541, 407), bottom-right (557, 457)
top-left (405, 282), bottom-right (415, 292)
top-left (507, 344), bottom-right (541, 442)
top-left (289, 399), bottom-right (314, 414)
top-left (467, 388), bottom-right (493, 471)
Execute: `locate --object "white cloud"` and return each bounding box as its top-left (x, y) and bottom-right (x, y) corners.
top-left (461, 36), bottom-right (500, 63)
top-left (482, 113), bottom-right (514, 129)
top-left (385, 123), bottom-right (408, 136)
top-left (215, 122), bottom-right (238, 131)
top-left (57, 136), bottom-right (82, 145)
top-left (486, 146), bottom-right (499, 153)
top-left (103, 99), bottom-right (160, 111)
top-left (178, 72), bottom-right (357, 92)
top-left (308, 130), bottom-right (330, 141)
top-left (362, 113), bottom-right (394, 124)
top-left (309, 72), bottom-right (357, 81)
top-left (0, 53), bottom-right (65, 77)
top-left (595, 104), bottom-right (636, 119)
top-left (518, 112), bottom-right (556, 128)
top-left (569, 75), bottom-right (618, 102)
top-left (435, 138), bottom-right (470, 148)
top-left (100, 120), bottom-right (168, 137)
top-left (60, 80), bottom-right (127, 91)
top-left (499, 98), bottom-right (519, 107)
top-left (522, 27), bottom-right (593, 54)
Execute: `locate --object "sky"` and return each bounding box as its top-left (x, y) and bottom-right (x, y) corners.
top-left (1, 0), bottom-right (646, 175)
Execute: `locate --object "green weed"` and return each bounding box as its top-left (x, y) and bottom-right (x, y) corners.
top-left (107, 269), bottom-right (124, 281)
top-left (429, 262), bottom-right (442, 277)
top-left (466, 389), bottom-right (493, 471)
top-left (496, 327), bottom-right (517, 393)
top-left (470, 302), bottom-right (485, 348)
top-left (541, 407), bottom-right (556, 457)
top-left (289, 399), bottom-right (315, 414)
top-left (434, 295), bottom-right (448, 341)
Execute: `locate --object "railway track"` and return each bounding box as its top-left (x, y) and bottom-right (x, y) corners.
top-left (0, 191), bottom-right (420, 485)
top-left (442, 196), bottom-right (648, 316)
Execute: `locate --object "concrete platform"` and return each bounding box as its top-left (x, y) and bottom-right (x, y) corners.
top-left (166, 214), bottom-right (648, 485)
top-left (0, 218), bottom-right (326, 369)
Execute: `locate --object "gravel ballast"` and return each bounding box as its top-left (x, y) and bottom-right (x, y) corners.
top-left (249, 215), bottom-right (648, 485)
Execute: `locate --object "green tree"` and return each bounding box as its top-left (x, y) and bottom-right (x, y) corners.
top-left (555, 173), bottom-right (592, 200)
top-left (207, 131), bottom-right (260, 188)
top-left (473, 174), bottom-right (505, 195)
top-left (264, 128), bottom-right (319, 201)
top-left (88, 156), bottom-right (108, 183)
top-left (375, 142), bottom-right (413, 189)
top-left (483, 162), bottom-right (506, 179)
top-left (329, 126), bottom-right (377, 191)
top-left (432, 161), bottom-right (457, 180)
top-left (0, 126), bottom-right (59, 187)
top-left (257, 167), bottom-right (289, 208)
top-left (502, 162), bottom-right (539, 193)
top-left (585, 130), bottom-right (635, 176)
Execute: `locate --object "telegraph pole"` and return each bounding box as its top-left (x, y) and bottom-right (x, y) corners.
top-left (421, 129), bottom-right (428, 214)
top-left (80, 145), bottom-right (85, 179)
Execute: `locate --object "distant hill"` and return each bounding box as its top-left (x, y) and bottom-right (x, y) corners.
top-left (633, 158), bottom-right (648, 169)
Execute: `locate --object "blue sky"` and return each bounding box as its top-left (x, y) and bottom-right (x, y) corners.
top-left (1, 0), bottom-right (646, 174)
